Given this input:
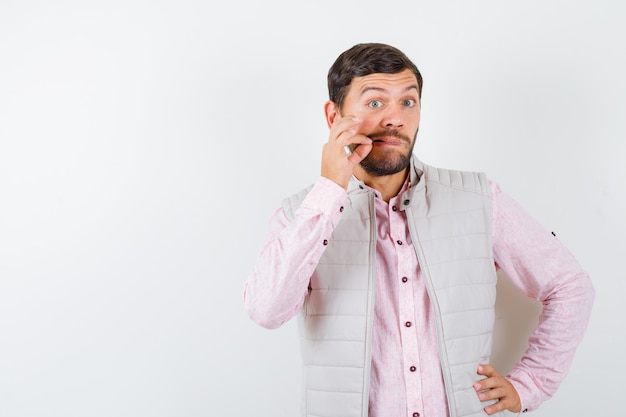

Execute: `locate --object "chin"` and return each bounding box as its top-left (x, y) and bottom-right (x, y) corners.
top-left (360, 151), bottom-right (411, 177)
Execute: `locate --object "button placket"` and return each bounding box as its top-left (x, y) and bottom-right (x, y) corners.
top-left (390, 191), bottom-right (423, 416)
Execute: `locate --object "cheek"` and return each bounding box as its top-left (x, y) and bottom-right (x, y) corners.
top-left (358, 115), bottom-right (380, 130)
top-left (409, 114), bottom-right (421, 131)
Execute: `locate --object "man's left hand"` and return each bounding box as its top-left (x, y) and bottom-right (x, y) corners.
top-left (474, 364), bottom-right (521, 415)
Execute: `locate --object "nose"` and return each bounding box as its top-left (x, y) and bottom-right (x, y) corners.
top-left (381, 102), bottom-right (404, 129)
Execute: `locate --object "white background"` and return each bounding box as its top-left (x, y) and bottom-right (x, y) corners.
top-left (0, 1), bottom-right (624, 416)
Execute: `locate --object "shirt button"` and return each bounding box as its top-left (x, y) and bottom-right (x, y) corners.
top-left (410, 366), bottom-right (416, 372)
top-left (413, 413), bottom-right (420, 417)
top-left (403, 199), bottom-right (410, 206)
top-left (405, 321), bottom-right (412, 327)
top-left (396, 240), bottom-right (403, 245)
top-left (339, 206), bottom-right (344, 212)
top-left (323, 239), bottom-right (328, 246)
top-left (402, 277), bottom-right (408, 283)
top-left (392, 206), bottom-right (398, 212)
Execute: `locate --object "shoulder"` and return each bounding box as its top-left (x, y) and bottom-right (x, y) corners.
top-left (416, 159), bottom-right (492, 196)
top-left (281, 183), bottom-right (314, 220)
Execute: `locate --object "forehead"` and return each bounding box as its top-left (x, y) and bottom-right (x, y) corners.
top-left (347, 68), bottom-right (419, 97)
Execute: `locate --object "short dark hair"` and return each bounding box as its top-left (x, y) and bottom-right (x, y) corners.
top-left (327, 43), bottom-right (423, 109)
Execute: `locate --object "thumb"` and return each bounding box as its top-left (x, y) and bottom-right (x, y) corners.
top-left (349, 143), bottom-right (372, 164)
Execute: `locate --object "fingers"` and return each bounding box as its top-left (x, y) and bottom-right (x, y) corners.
top-left (349, 141), bottom-right (372, 163)
top-left (474, 364), bottom-right (522, 415)
top-left (475, 363), bottom-right (497, 378)
top-left (330, 115), bottom-right (371, 148)
top-left (333, 116), bottom-right (372, 167)
top-left (321, 115), bottom-right (372, 188)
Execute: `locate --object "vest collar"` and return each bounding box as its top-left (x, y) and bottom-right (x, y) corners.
top-left (347, 175), bottom-right (369, 195)
top-left (347, 154), bottom-right (428, 202)
top-left (401, 155), bottom-right (427, 211)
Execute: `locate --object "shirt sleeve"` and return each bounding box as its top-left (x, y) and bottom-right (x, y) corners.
top-left (490, 181), bottom-right (595, 412)
top-left (243, 176), bottom-right (347, 329)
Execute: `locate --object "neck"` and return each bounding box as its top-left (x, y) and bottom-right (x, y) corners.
top-left (354, 165), bottom-right (409, 202)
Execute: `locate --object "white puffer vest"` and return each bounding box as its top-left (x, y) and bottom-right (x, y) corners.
top-left (282, 157), bottom-right (501, 417)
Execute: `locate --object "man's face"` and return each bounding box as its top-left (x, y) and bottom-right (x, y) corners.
top-left (341, 68), bottom-right (421, 176)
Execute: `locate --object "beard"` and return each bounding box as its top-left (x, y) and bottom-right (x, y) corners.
top-left (359, 128), bottom-right (417, 177)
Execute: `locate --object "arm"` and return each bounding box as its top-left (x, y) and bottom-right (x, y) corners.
top-left (490, 181), bottom-right (595, 412)
top-left (244, 108), bottom-right (373, 329)
top-left (243, 177), bottom-right (347, 329)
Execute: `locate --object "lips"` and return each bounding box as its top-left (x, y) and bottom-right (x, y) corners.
top-left (370, 135), bottom-right (407, 147)
top-left (369, 130), bottom-right (410, 146)
top-left (373, 137), bottom-right (403, 145)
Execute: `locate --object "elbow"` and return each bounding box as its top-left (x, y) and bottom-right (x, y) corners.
top-left (578, 271), bottom-right (596, 308)
top-left (242, 287), bottom-right (287, 330)
top-left (550, 271), bottom-right (596, 318)
top-left (245, 304), bottom-right (285, 330)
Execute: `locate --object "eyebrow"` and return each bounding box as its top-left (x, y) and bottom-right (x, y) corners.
top-left (360, 84), bottom-right (419, 96)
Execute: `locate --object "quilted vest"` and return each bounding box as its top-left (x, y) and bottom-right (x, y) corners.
top-left (282, 157), bottom-right (501, 417)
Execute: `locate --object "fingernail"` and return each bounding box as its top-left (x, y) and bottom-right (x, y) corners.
top-left (352, 117), bottom-right (361, 122)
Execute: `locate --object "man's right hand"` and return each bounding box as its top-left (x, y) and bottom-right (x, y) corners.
top-left (321, 115), bottom-right (372, 189)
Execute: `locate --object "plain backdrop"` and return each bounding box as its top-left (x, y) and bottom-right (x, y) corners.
top-left (0, 1), bottom-right (624, 416)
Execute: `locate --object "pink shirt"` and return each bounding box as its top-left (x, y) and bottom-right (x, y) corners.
top-left (244, 176), bottom-right (594, 417)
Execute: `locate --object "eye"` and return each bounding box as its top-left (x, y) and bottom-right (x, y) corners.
top-left (403, 99), bottom-right (416, 107)
top-left (368, 100), bottom-right (383, 109)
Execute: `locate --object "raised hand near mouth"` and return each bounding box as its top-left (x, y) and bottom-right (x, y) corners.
top-left (321, 114), bottom-right (372, 189)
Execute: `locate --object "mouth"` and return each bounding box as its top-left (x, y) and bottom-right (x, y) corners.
top-left (369, 130), bottom-right (410, 147)
top-left (370, 136), bottom-right (405, 146)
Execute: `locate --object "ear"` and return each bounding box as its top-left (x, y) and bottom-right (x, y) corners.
top-left (324, 100), bottom-right (340, 129)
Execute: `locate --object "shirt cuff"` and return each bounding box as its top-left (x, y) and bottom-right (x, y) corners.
top-left (299, 176), bottom-right (347, 227)
top-left (506, 370), bottom-right (537, 414)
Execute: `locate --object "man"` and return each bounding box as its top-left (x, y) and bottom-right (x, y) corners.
top-left (243, 43), bottom-right (594, 417)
